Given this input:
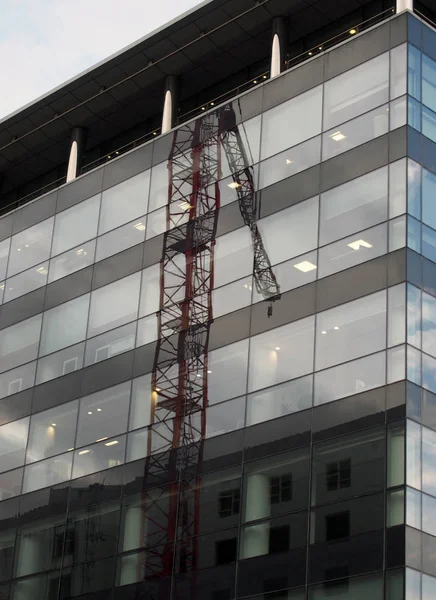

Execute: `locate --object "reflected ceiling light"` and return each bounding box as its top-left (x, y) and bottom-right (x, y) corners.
top-left (210, 102), bottom-right (215, 106)
top-left (108, 155), bottom-right (111, 159)
top-left (79, 450), bottom-right (90, 455)
top-left (347, 239), bottom-right (373, 250)
top-left (201, 107), bottom-right (206, 111)
top-left (263, 75), bottom-right (267, 79)
top-left (36, 266), bottom-right (48, 275)
top-left (286, 159), bottom-right (294, 165)
top-left (133, 222), bottom-right (146, 231)
top-left (318, 46), bottom-right (322, 50)
top-left (153, 131), bottom-right (157, 136)
top-left (330, 131), bottom-right (346, 142)
top-left (275, 346), bottom-right (281, 351)
top-left (349, 28), bottom-right (357, 35)
top-left (0, 285), bottom-right (4, 290)
top-left (115, 151), bottom-right (119, 155)
top-left (293, 260), bottom-right (317, 272)
top-left (97, 408), bottom-right (102, 412)
top-left (76, 248), bottom-right (85, 255)
top-left (321, 331), bottom-right (327, 335)
top-left (179, 201), bottom-right (193, 211)
top-left (334, 326), bottom-right (339, 330)
top-left (17, 248), bottom-right (21, 252)
top-left (155, 387), bottom-right (161, 392)
top-left (196, 373), bottom-right (202, 377)
top-left (68, 448), bottom-right (74, 452)
top-left (25, 244), bottom-right (29, 248)
top-left (253, 80), bottom-right (257, 84)
top-left (228, 181), bottom-right (241, 189)
top-left (105, 440), bottom-right (119, 446)
top-left (96, 437), bottom-right (108, 443)
top-left (88, 411), bottom-right (93, 415)
top-left (308, 51), bottom-right (313, 56)
top-left (51, 423), bottom-right (56, 427)
top-left (207, 370), bottom-right (212, 374)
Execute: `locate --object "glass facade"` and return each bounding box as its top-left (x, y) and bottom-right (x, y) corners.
top-left (1, 9), bottom-right (435, 600)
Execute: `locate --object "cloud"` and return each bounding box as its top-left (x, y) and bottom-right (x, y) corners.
top-left (0, 0), bottom-right (203, 119)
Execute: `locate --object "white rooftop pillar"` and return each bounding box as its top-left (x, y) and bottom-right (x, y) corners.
top-left (397, 0), bottom-right (413, 12)
top-left (66, 127), bottom-right (85, 183)
top-left (161, 76), bottom-right (178, 134)
top-left (270, 17), bottom-right (287, 78)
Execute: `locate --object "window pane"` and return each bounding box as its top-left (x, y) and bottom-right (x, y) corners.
top-left (129, 374), bottom-right (152, 431)
top-left (206, 397), bottom-right (246, 438)
top-left (388, 424), bottom-right (405, 488)
top-left (0, 361), bottom-right (36, 399)
top-left (148, 162), bottom-right (168, 213)
top-left (423, 53), bottom-right (436, 112)
top-left (314, 351), bottom-right (386, 405)
top-left (52, 195), bottom-right (100, 257)
top-left (72, 435), bottom-right (126, 479)
top-left (408, 345), bottom-right (422, 386)
top-left (260, 86), bottom-right (322, 160)
top-left (390, 95), bottom-right (407, 129)
top-left (423, 573), bottom-right (436, 600)
top-left (136, 315), bottom-right (157, 347)
top-left (248, 316), bottom-right (315, 393)
top-left (409, 44), bottom-right (421, 101)
top-left (26, 400), bottom-right (78, 463)
top-left (88, 272), bottom-right (140, 337)
top-left (387, 345), bottom-right (406, 383)
top-left (246, 375), bottom-right (312, 426)
top-left (0, 417), bottom-right (29, 473)
top-left (8, 217), bottom-right (54, 278)
top-left (40, 294), bottom-right (90, 356)
top-left (309, 572), bottom-right (383, 600)
top-left (388, 284), bottom-right (406, 348)
top-left (98, 171), bottom-right (150, 235)
top-left (318, 223), bottom-right (387, 278)
top-left (423, 167), bottom-right (436, 230)
top-left (391, 43), bottom-right (407, 100)
top-left (0, 467), bottom-right (23, 500)
top-left (407, 420), bottom-right (422, 490)
top-left (36, 343), bottom-right (84, 385)
top-left (316, 291), bottom-right (386, 371)
top-left (322, 104), bottom-right (389, 161)
top-left (389, 215), bottom-right (406, 252)
top-left (23, 452), bottom-right (73, 493)
top-left (0, 314), bottom-right (42, 373)
top-left (208, 339), bottom-right (249, 405)
top-left (423, 105), bottom-right (436, 143)
top-left (0, 239), bottom-right (10, 281)
top-left (423, 493), bottom-right (436, 537)
top-left (76, 381), bottom-right (131, 448)
top-left (423, 425), bottom-right (436, 496)
top-left (214, 228), bottom-right (253, 288)
top-left (406, 568), bottom-right (421, 600)
top-left (406, 487), bottom-right (422, 529)
top-left (259, 136), bottom-right (321, 189)
top-left (139, 264), bottom-right (160, 318)
top-left (389, 159), bottom-right (407, 219)
top-left (409, 96), bottom-right (422, 131)
top-left (253, 251), bottom-right (317, 302)
top-left (423, 291), bottom-right (436, 356)
top-left (84, 321), bottom-right (136, 367)
top-left (213, 277), bottom-right (253, 318)
top-left (4, 262), bottom-right (48, 303)
top-left (258, 197), bottom-right (318, 266)
top-left (145, 206), bottom-right (166, 239)
top-left (323, 53), bottom-right (389, 129)
top-left (96, 217), bottom-right (146, 262)
top-left (320, 167), bottom-right (388, 246)
top-left (48, 240), bottom-right (96, 283)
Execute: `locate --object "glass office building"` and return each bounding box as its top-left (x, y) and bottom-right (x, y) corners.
top-left (0, 1), bottom-right (435, 598)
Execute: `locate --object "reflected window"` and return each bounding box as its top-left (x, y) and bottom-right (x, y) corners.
top-left (129, 374), bottom-right (153, 431)
top-left (391, 44), bottom-right (407, 100)
top-left (148, 162), bottom-right (169, 213)
top-left (84, 321), bottom-right (136, 366)
top-left (423, 426), bottom-right (436, 497)
top-left (259, 136), bottom-right (321, 189)
top-left (323, 53), bottom-right (389, 129)
top-left (0, 314), bottom-right (42, 373)
top-left (0, 467), bottom-right (23, 500)
top-left (0, 417), bottom-right (29, 473)
top-left (8, 217), bottom-right (54, 278)
top-left (423, 53), bottom-right (436, 113)
top-left (22, 451), bottom-right (73, 494)
top-left (0, 362), bottom-right (36, 399)
top-left (52, 195), bottom-right (100, 257)
top-left (0, 238), bottom-right (10, 282)
top-left (36, 343), bottom-right (84, 385)
top-left (96, 217), bottom-right (146, 262)
top-left (206, 397), bottom-right (246, 438)
top-left (99, 171), bottom-right (150, 235)
top-left (139, 263), bottom-right (160, 318)
top-left (72, 435), bottom-right (126, 479)
top-left (48, 240), bottom-right (95, 283)
top-left (219, 489), bottom-right (240, 518)
top-left (423, 167), bottom-right (436, 231)
top-left (4, 262), bottom-right (48, 303)
top-left (208, 339), bottom-right (249, 405)
top-left (214, 228), bottom-right (253, 288)
top-left (39, 294), bottom-right (90, 357)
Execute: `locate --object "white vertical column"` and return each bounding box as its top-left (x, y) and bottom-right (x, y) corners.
top-left (66, 127), bottom-right (85, 183)
top-left (270, 17), bottom-right (288, 79)
top-left (161, 76), bottom-right (178, 135)
top-left (397, 0), bottom-right (413, 12)
top-left (243, 474), bottom-right (271, 558)
top-left (16, 533), bottom-right (43, 577)
top-left (119, 504), bottom-right (146, 585)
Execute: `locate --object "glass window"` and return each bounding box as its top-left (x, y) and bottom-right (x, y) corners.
top-left (0, 417), bottom-right (29, 473)
top-left (0, 361), bottom-right (35, 400)
top-left (246, 375), bottom-right (312, 427)
top-left (423, 573), bottom-right (436, 600)
top-left (322, 104), bottom-right (389, 162)
top-left (139, 264), bottom-right (160, 318)
top-left (406, 487), bottom-right (422, 529)
top-left (22, 452), bottom-right (73, 493)
top-left (136, 315), bottom-right (157, 347)
top-left (214, 227), bottom-right (253, 288)
top-left (48, 240), bottom-right (96, 283)
top-left (423, 105), bottom-right (436, 143)
top-left (8, 217), bottom-right (54, 278)
top-left (213, 277), bottom-right (253, 318)
top-left (319, 167), bottom-right (388, 246)
top-left (0, 238), bottom-right (10, 282)
top-left (72, 435), bottom-right (126, 479)
top-left (409, 96), bottom-right (422, 131)
top-left (389, 215), bottom-right (406, 252)
top-left (39, 294), bottom-right (90, 357)
top-left (407, 420), bottom-right (422, 490)
top-left (148, 162), bottom-right (168, 213)
top-left (423, 291), bottom-right (436, 356)
top-left (258, 197), bottom-right (318, 266)
top-left (408, 345), bottom-right (422, 386)
top-left (423, 53), bottom-right (436, 112)
top-left (388, 284), bottom-right (406, 348)
top-left (391, 43), bottom-right (407, 100)
top-left (309, 572), bottom-right (383, 600)
top-left (76, 381), bottom-right (131, 448)
top-left (388, 345), bottom-right (406, 383)
top-left (253, 251), bottom-right (317, 302)
top-left (26, 400), bottom-right (78, 463)
top-left (52, 195), bottom-right (100, 257)
top-left (259, 136), bottom-right (321, 189)
top-left (98, 171), bottom-right (150, 235)
top-left (422, 223), bottom-right (436, 263)
top-left (314, 351), bottom-right (386, 405)
top-left (145, 206), bottom-right (166, 239)
top-left (36, 342), bottom-right (84, 385)
top-left (387, 488), bottom-right (404, 526)
top-left (408, 216), bottom-right (421, 254)
top-left (4, 262), bottom-right (48, 303)
top-left (389, 159), bottom-right (407, 219)
top-left (387, 424), bottom-right (404, 488)
top-left (316, 291), bottom-right (386, 371)
top-left (208, 339), bottom-right (249, 405)
top-left (0, 314), bottom-right (42, 373)
top-left (318, 223), bottom-right (387, 279)
top-left (406, 568), bottom-right (421, 600)
top-left (423, 425), bottom-right (436, 496)
top-left (129, 374), bottom-right (152, 431)
top-left (407, 161), bottom-right (420, 222)
top-left (0, 467), bottom-right (23, 500)
top-left (422, 492), bottom-right (436, 537)
top-left (423, 167), bottom-right (436, 230)
top-left (260, 85), bottom-right (322, 160)
top-left (390, 95), bottom-right (407, 129)
top-left (85, 321), bottom-right (136, 367)
top-left (88, 272), bottom-right (140, 337)
top-left (323, 53), bottom-right (389, 130)
top-left (96, 217), bottom-right (146, 262)
top-left (408, 45), bottom-right (421, 101)
top-left (248, 316), bottom-right (315, 393)
top-left (206, 396), bottom-right (246, 438)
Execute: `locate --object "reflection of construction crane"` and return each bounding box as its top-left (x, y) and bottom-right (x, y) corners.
top-left (140, 103), bottom-right (280, 596)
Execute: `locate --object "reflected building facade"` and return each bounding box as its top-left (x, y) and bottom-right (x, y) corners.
top-left (0, 1), bottom-right (435, 599)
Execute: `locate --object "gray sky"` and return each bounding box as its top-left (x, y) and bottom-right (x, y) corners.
top-left (0, 0), bottom-right (204, 119)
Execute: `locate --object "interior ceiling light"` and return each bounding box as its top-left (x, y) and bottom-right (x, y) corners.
top-left (286, 159), bottom-right (294, 164)
top-left (97, 408), bottom-right (102, 412)
top-left (330, 131), bottom-right (346, 142)
top-left (51, 423), bottom-right (56, 427)
top-left (275, 346), bottom-right (281, 351)
top-left (308, 52), bottom-right (313, 56)
top-left (350, 28), bottom-right (357, 34)
top-left (334, 326), bottom-right (340, 330)
top-left (133, 222), bottom-right (146, 231)
top-left (96, 437), bottom-right (108, 442)
top-left (348, 239), bottom-right (373, 250)
top-left (207, 370), bottom-right (212, 374)
top-left (36, 266), bottom-right (48, 275)
top-left (294, 260), bottom-right (317, 272)
top-left (321, 331), bottom-right (327, 335)
top-left (105, 440), bottom-right (119, 446)
top-left (228, 181), bottom-right (242, 189)
top-left (79, 450), bottom-right (90, 455)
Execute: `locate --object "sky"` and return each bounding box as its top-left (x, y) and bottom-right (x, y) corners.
top-left (0, 0), bottom-right (204, 119)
